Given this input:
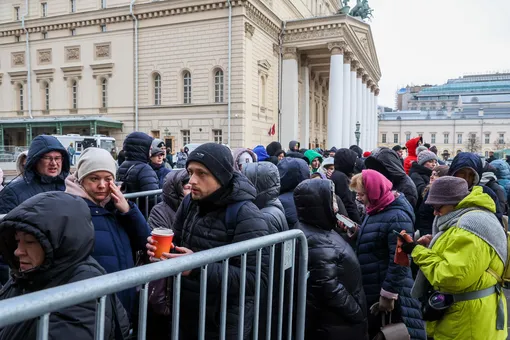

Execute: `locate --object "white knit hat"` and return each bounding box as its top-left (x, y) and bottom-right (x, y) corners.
top-left (76, 147), bottom-right (118, 182)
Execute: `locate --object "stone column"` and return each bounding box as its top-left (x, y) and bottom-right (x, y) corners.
top-left (245, 22), bottom-right (255, 146)
top-left (300, 57), bottom-right (310, 148)
top-left (374, 87), bottom-right (380, 148)
top-left (367, 85), bottom-right (375, 150)
top-left (355, 68), bottom-right (363, 146)
top-left (360, 75), bottom-right (368, 149)
top-left (341, 52), bottom-right (352, 148)
top-left (326, 41), bottom-right (345, 150)
top-left (281, 47), bottom-right (299, 147)
top-left (348, 61), bottom-right (358, 147)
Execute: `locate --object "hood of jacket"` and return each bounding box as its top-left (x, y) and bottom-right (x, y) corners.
top-left (16, 150), bottom-right (28, 175)
top-left (294, 179), bottom-right (336, 230)
top-left (304, 149), bottom-right (323, 166)
top-left (405, 136), bottom-right (422, 157)
top-left (490, 159), bottom-right (510, 180)
top-left (123, 132), bottom-right (153, 163)
top-left (266, 141), bottom-right (282, 157)
top-left (409, 162), bottom-right (432, 177)
top-left (0, 191), bottom-right (94, 288)
top-left (349, 145), bottom-right (363, 158)
top-left (252, 145), bottom-right (269, 162)
top-left (278, 157), bottom-right (310, 194)
top-left (289, 140), bottom-right (300, 151)
top-left (232, 148), bottom-right (257, 171)
top-left (321, 157), bottom-right (334, 171)
top-left (286, 151), bottom-right (309, 164)
top-left (162, 169), bottom-right (189, 210)
top-left (24, 135), bottom-right (70, 183)
top-left (242, 162), bottom-right (280, 209)
top-left (364, 147), bottom-right (406, 183)
top-left (334, 148), bottom-right (358, 175)
top-left (448, 152), bottom-right (483, 186)
top-left (456, 185), bottom-right (496, 212)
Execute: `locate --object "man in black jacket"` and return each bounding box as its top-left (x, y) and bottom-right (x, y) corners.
top-left (149, 143), bottom-right (269, 339)
top-left (331, 149), bottom-right (362, 224)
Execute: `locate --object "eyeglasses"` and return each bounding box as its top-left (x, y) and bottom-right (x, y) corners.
top-left (41, 156), bottom-right (63, 163)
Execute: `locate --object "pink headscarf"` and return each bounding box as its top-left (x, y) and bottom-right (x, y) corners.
top-left (362, 169), bottom-right (395, 215)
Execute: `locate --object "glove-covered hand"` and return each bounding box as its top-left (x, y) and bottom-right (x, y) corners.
top-left (401, 239), bottom-right (417, 254)
top-left (378, 296), bottom-right (395, 313)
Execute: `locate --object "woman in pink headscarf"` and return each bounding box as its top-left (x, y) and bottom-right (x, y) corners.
top-left (349, 169), bottom-right (426, 340)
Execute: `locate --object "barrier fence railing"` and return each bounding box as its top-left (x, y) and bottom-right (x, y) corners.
top-left (124, 189), bottom-right (162, 219)
top-left (0, 229), bottom-right (309, 340)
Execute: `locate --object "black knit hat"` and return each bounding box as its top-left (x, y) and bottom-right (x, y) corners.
top-left (186, 143), bottom-right (234, 187)
top-left (266, 141), bottom-right (282, 157)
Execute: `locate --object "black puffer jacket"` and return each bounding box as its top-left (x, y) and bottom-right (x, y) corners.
top-left (294, 180), bottom-right (368, 339)
top-left (117, 132), bottom-right (159, 214)
top-left (242, 162), bottom-right (288, 233)
top-left (409, 162), bottom-right (431, 198)
top-left (278, 158), bottom-right (310, 228)
top-left (172, 172), bottom-right (269, 339)
top-left (0, 135), bottom-right (70, 214)
top-left (349, 145), bottom-right (366, 174)
top-left (332, 149), bottom-right (362, 224)
top-left (0, 192), bottom-right (129, 340)
top-left (365, 148), bottom-right (418, 208)
top-left (148, 169), bottom-right (188, 230)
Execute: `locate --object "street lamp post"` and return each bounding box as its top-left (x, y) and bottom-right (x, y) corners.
top-left (355, 121), bottom-right (361, 146)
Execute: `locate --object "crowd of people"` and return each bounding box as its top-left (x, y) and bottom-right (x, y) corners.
top-left (0, 132), bottom-right (508, 340)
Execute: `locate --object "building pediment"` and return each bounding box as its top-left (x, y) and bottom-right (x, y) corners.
top-left (257, 60), bottom-right (271, 71)
top-left (346, 24), bottom-right (380, 77)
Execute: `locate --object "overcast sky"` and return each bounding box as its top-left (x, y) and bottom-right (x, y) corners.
top-left (367, 0), bottom-right (510, 108)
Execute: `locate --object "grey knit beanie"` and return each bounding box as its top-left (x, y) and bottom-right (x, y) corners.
top-left (418, 150), bottom-right (437, 165)
top-left (425, 176), bottom-right (469, 206)
top-left (76, 147), bottom-right (118, 182)
top-left (416, 146), bottom-right (428, 155)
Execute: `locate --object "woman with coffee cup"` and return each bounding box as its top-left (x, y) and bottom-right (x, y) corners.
top-left (65, 147), bottom-right (150, 320)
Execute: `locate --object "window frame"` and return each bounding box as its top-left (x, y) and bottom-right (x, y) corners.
top-left (393, 133), bottom-right (399, 144)
top-left (381, 133), bottom-right (387, 143)
top-left (485, 133), bottom-right (490, 144)
top-left (70, 28), bottom-right (76, 36)
top-left (457, 133), bottom-right (462, 144)
top-left (405, 133), bottom-right (411, 141)
top-left (100, 0), bottom-right (107, 9)
top-left (101, 78), bottom-right (108, 108)
top-left (444, 133), bottom-right (449, 144)
top-left (214, 69), bottom-right (224, 103)
top-left (213, 129), bottom-right (223, 144)
top-left (44, 82), bottom-right (50, 111)
top-left (431, 133), bottom-right (436, 144)
top-left (100, 24), bottom-right (107, 33)
top-left (154, 73), bottom-right (161, 106)
top-left (70, 0), bottom-right (76, 13)
top-left (72, 80), bottom-right (78, 109)
top-left (182, 130), bottom-right (190, 146)
top-left (19, 84), bottom-right (24, 111)
top-left (183, 71), bottom-right (191, 104)
top-left (41, 3), bottom-right (48, 17)
top-left (14, 6), bottom-right (20, 21)
top-left (499, 133), bottom-right (505, 144)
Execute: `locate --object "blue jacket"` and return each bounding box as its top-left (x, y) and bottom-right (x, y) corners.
top-left (252, 145), bottom-right (269, 162)
top-left (277, 158), bottom-right (309, 229)
top-left (86, 198), bottom-right (150, 316)
top-left (491, 159), bottom-right (510, 200)
top-left (356, 195), bottom-right (426, 340)
top-left (0, 135), bottom-right (70, 214)
top-left (150, 162), bottom-right (172, 189)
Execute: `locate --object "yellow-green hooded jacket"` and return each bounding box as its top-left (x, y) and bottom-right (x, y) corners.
top-left (411, 186), bottom-right (508, 340)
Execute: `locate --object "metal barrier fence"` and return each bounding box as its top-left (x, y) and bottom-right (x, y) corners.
top-left (124, 189), bottom-right (162, 219)
top-left (0, 229), bottom-right (309, 340)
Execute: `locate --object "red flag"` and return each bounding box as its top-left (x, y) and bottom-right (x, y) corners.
top-left (268, 124), bottom-right (275, 136)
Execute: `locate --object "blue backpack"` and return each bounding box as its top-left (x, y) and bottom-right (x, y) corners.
top-left (181, 194), bottom-right (248, 243)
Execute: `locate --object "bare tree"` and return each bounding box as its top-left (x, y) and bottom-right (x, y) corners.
top-left (493, 138), bottom-right (507, 151)
top-left (464, 134), bottom-right (481, 153)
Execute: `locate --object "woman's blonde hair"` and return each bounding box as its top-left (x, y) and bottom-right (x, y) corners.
top-left (349, 173), bottom-right (364, 192)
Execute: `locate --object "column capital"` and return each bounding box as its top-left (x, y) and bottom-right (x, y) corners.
top-left (361, 74), bottom-right (369, 84)
top-left (356, 68), bottom-right (365, 78)
top-left (282, 47), bottom-right (298, 60)
top-left (343, 51), bottom-right (353, 64)
top-left (375, 88), bottom-right (380, 96)
top-left (350, 60), bottom-right (359, 71)
top-left (300, 55), bottom-right (310, 67)
top-left (370, 84), bottom-right (377, 92)
top-left (367, 79), bottom-right (374, 87)
top-left (327, 41), bottom-right (346, 55)
top-left (245, 22), bottom-right (255, 39)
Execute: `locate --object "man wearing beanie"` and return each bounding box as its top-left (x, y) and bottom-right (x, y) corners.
top-left (147, 142), bottom-right (269, 339)
top-left (117, 131), bottom-right (160, 214)
top-left (149, 139), bottom-right (172, 188)
top-left (65, 147), bottom-right (150, 319)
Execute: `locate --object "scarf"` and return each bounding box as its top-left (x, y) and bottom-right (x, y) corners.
top-left (64, 173), bottom-right (111, 207)
top-left (362, 169), bottom-right (396, 215)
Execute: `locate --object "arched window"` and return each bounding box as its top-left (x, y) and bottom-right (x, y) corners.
top-left (18, 84), bottom-right (24, 111)
top-left (183, 71), bottom-right (191, 104)
top-left (214, 69), bottom-right (224, 103)
top-left (154, 73), bottom-right (161, 105)
top-left (44, 82), bottom-right (50, 111)
top-left (101, 78), bottom-right (108, 108)
top-left (72, 80), bottom-right (78, 109)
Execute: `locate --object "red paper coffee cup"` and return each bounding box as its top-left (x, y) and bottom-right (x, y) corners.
top-left (151, 228), bottom-right (174, 258)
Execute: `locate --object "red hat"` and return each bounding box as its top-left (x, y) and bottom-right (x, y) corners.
top-left (363, 151), bottom-right (371, 158)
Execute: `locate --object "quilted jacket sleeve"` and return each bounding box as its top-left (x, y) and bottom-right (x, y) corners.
top-left (0, 186), bottom-right (19, 214)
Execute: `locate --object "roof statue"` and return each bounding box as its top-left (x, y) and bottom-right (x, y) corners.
top-left (339, 0), bottom-right (373, 20)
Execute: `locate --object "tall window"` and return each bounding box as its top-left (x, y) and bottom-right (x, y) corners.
top-left (154, 73), bottom-right (161, 105)
top-left (213, 130), bottom-right (223, 144)
top-left (457, 133), bottom-right (462, 144)
top-left (393, 134), bottom-right (399, 143)
top-left (101, 78), bottom-right (108, 108)
top-left (18, 84), bottom-right (24, 111)
top-left (431, 133), bottom-right (436, 144)
top-left (381, 133), bottom-right (387, 143)
top-left (101, 0), bottom-right (107, 9)
top-left (214, 69), bottom-right (224, 103)
top-left (485, 133), bottom-right (490, 144)
top-left (322, 105), bottom-right (326, 125)
top-left (41, 3), bottom-right (48, 17)
top-left (260, 76), bottom-right (266, 107)
top-left (499, 133), bottom-right (505, 144)
top-left (182, 130), bottom-right (190, 146)
top-left (315, 102), bottom-right (319, 124)
top-left (444, 133), bottom-right (449, 144)
top-left (44, 82), bottom-right (50, 111)
top-left (405, 133), bottom-right (411, 141)
top-left (14, 6), bottom-right (20, 21)
top-left (70, 0), bottom-right (76, 13)
top-left (183, 71), bottom-right (191, 104)
top-left (72, 80), bottom-right (78, 109)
